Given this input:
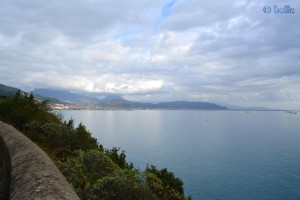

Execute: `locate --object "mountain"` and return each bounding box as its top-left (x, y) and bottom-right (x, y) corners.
top-left (0, 83), bottom-right (19, 97)
top-left (0, 84), bottom-right (275, 110)
top-left (0, 83), bottom-right (65, 104)
top-left (97, 96), bottom-right (227, 110)
top-left (33, 93), bottom-right (69, 105)
top-left (155, 101), bottom-right (227, 110)
top-left (32, 88), bottom-right (228, 110)
top-left (214, 102), bottom-right (272, 111)
top-left (100, 94), bottom-right (127, 103)
top-left (97, 100), bottom-right (227, 110)
top-left (33, 88), bottom-right (100, 105)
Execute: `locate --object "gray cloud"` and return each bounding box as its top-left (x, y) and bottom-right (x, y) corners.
top-left (0, 0), bottom-right (299, 109)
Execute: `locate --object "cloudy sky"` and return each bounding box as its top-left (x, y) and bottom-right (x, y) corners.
top-left (0, 0), bottom-right (299, 109)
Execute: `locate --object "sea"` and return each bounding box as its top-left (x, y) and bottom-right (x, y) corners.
top-left (58, 110), bottom-right (300, 200)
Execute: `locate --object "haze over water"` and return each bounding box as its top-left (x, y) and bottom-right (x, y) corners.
top-left (59, 110), bottom-right (300, 200)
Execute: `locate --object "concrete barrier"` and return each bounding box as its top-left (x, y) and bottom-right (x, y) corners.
top-left (0, 121), bottom-right (80, 200)
top-left (0, 129), bottom-right (10, 200)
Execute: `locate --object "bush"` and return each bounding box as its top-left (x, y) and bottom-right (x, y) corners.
top-left (0, 90), bottom-right (59, 130)
top-left (86, 169), bottom-right (158, 200)
top-left (82, 150), bottom-right (119, 177)
top-left (105, 147), bottom-right (134, 170)
top-left (146, 165), bottom-right (189, 200)
top-left (146, 165), bottom-right (184, 195)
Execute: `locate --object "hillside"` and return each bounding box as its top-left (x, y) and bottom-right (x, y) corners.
top-left (0, 83), bottom-right (19, 97)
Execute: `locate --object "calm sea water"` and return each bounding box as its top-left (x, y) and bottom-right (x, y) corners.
top-left (58, 110), bottom-right (300, 200)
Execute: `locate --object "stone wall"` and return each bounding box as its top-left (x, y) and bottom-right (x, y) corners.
top-left (0, 121), bottom-right (80, 200)
top-left (0, 130), bottom-right (10, 200)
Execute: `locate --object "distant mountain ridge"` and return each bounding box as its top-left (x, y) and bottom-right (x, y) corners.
top-left (33, 88), bottom-right (100, 105)
top-left (0, 83), bottom-right (65, 104)
top-left (0, 84), bottom-right (278, 110)
top-left (33, 88), bottom-right (228, 110)
top-left (214, 102), bottom-right (272, 111)
top-left (156, 101), bottom-right (226, 110)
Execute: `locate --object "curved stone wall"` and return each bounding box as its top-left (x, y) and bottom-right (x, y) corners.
top-left (0, 130), bottom-right (10, 200)
top-left (0, 121), bottom-right (80, 200)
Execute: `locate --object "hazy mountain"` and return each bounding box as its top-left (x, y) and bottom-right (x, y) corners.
top-left (97, 97), bottom-right (228, 110)
top-left (33, 93), bottom-right (68, 105)
top-left (33, 88), bottom-right (100, 105)
top-left (0, 83), bottom-right (65, 104)
top-left (32, 88), bottom-right (228, 110)
top-left (214, 102), bottom-right (272, 111)
top-left (5, 85), bottom-right (276, 110)
top-left (155, 101), bottom-right (227, 110)
top-left (100, 94), bottom-right (127, 103)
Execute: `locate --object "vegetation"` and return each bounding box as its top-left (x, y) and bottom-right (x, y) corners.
top-left (0, 91), bottom-right (192, 200)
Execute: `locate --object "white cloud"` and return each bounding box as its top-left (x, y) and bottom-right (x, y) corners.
top-left (0, 0), bottom-right (300, 109)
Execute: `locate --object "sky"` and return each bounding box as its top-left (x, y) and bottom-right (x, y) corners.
top-left (0, 0), bottom-right (299, 109)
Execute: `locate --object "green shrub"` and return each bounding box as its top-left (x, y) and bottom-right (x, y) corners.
top-left (146, 165), bottom-right (188, 200)
top-left (82, 150), bottom-right (119, 177)
top-left (105, 147), bottom-right (134, 170)
top-left (86, 169), bottom-right (158, 200)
